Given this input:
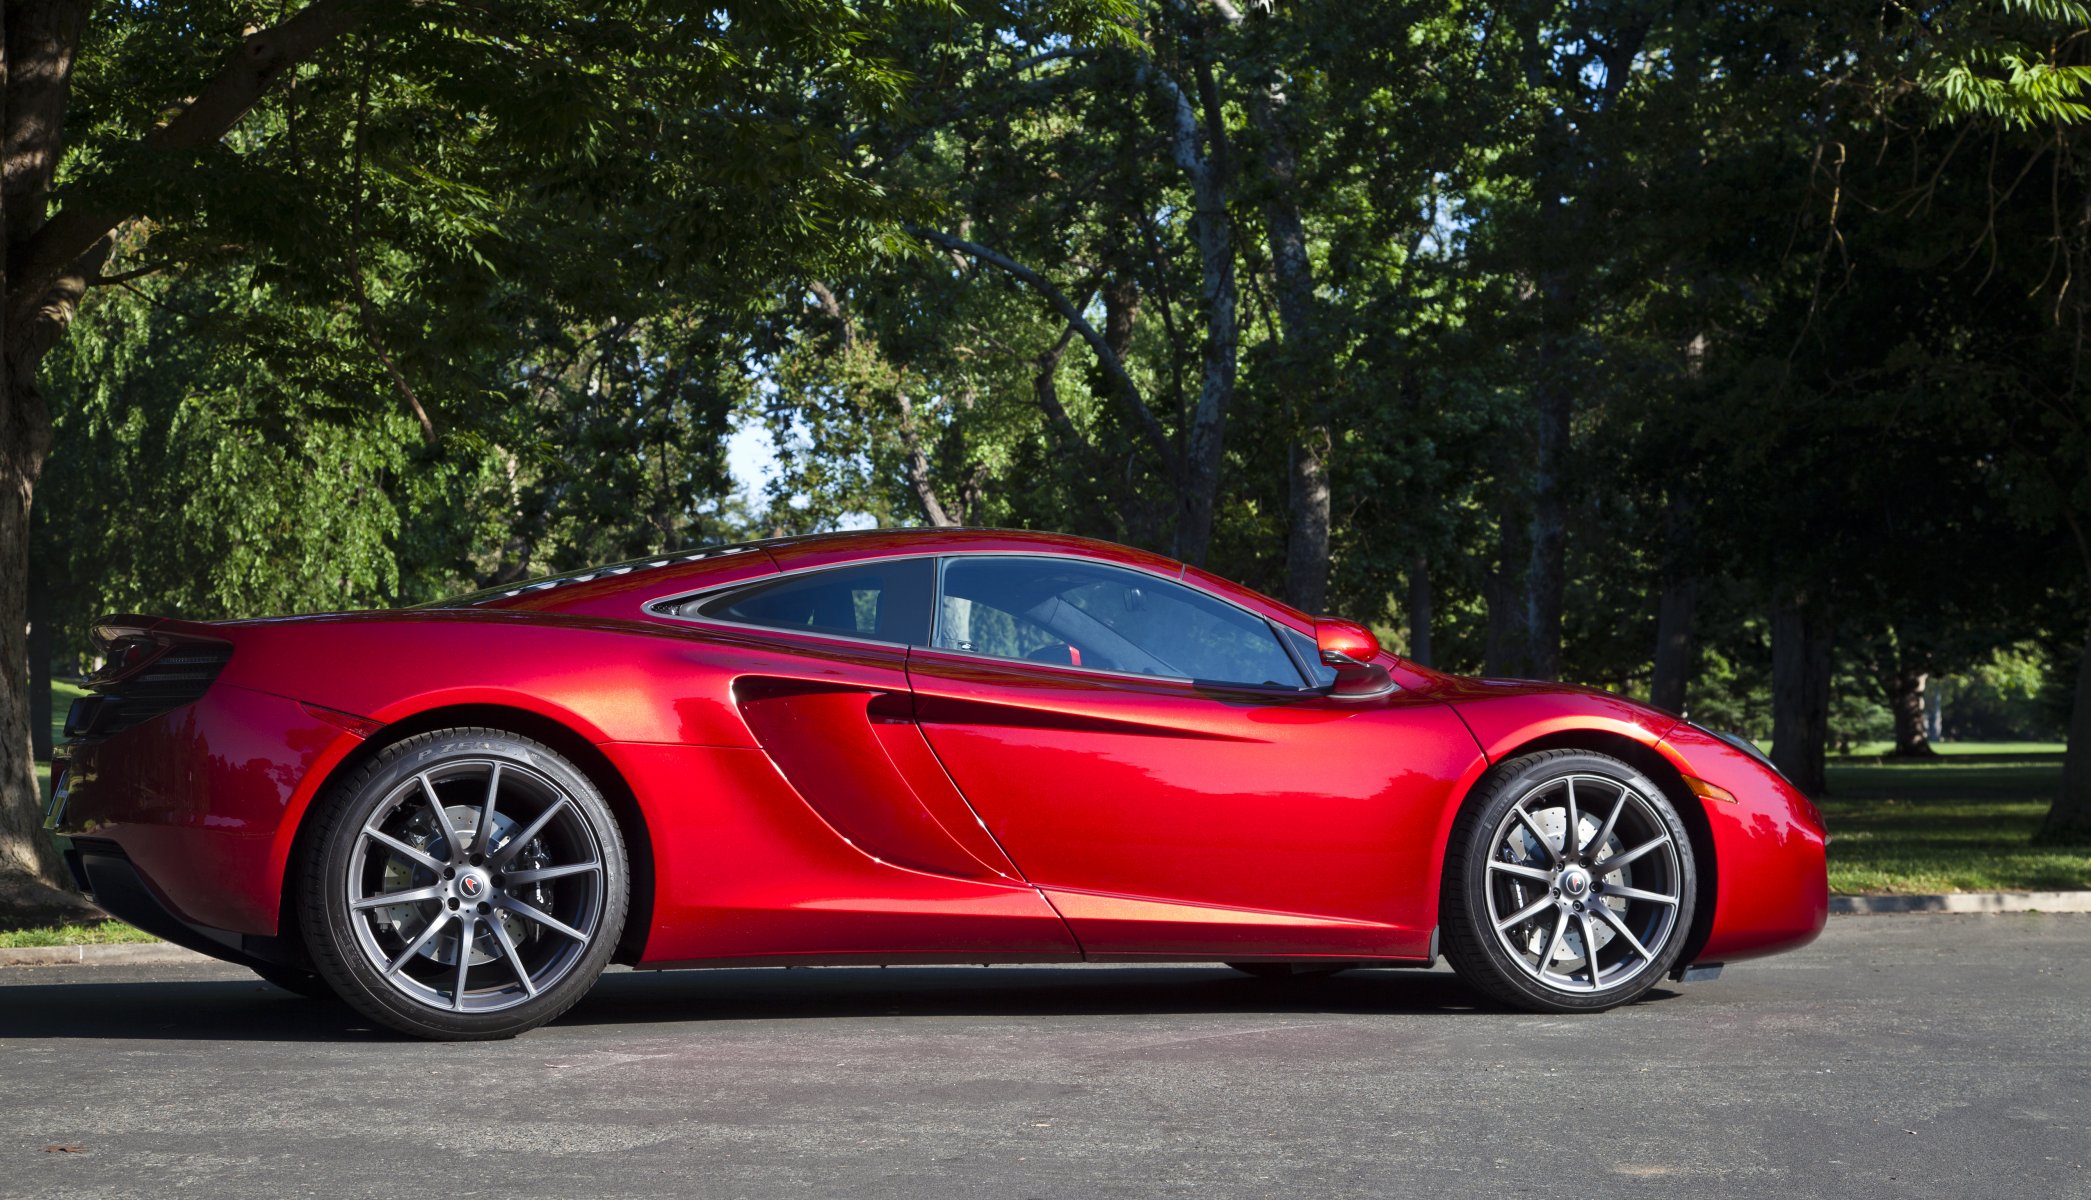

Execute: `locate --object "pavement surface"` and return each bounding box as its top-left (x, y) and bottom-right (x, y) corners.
top-left (1, 915), bottom-right (2087, 1200)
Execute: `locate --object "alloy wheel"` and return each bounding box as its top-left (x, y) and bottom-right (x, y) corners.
top-left (1480, 773), bottom-right (1684, 996)
top-left (344, 759), bottom-right (607, 1014)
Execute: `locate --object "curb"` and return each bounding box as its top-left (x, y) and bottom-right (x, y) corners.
top-left (1831, 891), bottom-right (2091, 915)
top-left (0, 942), bottom-right (215, 968)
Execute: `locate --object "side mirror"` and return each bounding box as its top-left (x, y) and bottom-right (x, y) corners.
top-left (1314, 618), bottom-right (1395, 698)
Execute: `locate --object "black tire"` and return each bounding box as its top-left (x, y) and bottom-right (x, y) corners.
top-left (1225, 962), bottom-right (1355, 980)
top-left (249, 963), bottom-right (339, 1001)
top-left (1441, 750), bottom-right (1696, 1013)
top-left (297, 727), bottom-right (629, 1040)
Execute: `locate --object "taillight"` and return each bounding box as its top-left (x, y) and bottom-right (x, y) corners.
top-left (72, 633), bottom-right (233, 739)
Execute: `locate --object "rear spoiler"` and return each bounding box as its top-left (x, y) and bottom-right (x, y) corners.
top-left (90, 614), bottom-right (233, 655)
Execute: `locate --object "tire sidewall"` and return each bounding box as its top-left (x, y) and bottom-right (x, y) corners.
top-left (1445, 750), bottom-right (1697, 1013)
top-left (299, 728), bottom-right (629, 1040)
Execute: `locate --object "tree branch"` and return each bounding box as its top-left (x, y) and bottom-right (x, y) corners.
top-left (895, 388), bottom-right (956, 527)
top-left (88, 262), bottom-right (164, 287)
top-left (7, 0), bottom-right (380, 325)
top-left (912, 226), bottom-right (1176, 476)
top-left (346, 36), bottom-right (435, 446)
top-left (806, 280), bottom-right (857, 351)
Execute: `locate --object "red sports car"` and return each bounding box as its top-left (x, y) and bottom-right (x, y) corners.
top-left (47, 529), bottom-right (1826, 1039)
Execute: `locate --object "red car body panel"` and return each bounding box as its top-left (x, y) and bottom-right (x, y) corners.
top-left (52, 683), bottom-right (361, 935)
top-left (1653, 723), bottom-right (1830, 962)
top-left (47, 528), bottom-right (1827, 979)
top-left (906, 645), bottom-right (1479, 959)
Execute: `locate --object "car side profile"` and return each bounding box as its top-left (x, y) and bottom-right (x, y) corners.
top-left (46, 528), bottom-right (1827, 1039)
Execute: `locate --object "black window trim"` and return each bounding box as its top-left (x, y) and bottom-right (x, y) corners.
top-left (926, 553), bottom-right (1317, 694)
top-left (644, 553), bottom-right (940, 650)
top-left (646, 548), bottom-right (1328, 695)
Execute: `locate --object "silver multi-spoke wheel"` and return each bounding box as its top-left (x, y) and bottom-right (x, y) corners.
top-left (301, 728), bottom-right (628, 1040)
top-left (1443, 751), bottom-right (1697, 1013)
top-left (348, 760), bottom-right (606, 1013)
top-left (1483, 773), bottom-right (1682, 995)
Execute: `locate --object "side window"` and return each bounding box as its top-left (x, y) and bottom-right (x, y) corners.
top-left (684, 558), bottom-right (934, 644)
top-left (936, 557), bottom-right (1306, 688)
top-left (1279, 623), bottom-right (1340, 688)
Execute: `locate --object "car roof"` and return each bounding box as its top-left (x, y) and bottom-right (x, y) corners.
top-left (448, 528), bottom-right (1202, 617)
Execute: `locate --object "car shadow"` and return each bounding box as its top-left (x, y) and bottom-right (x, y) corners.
top-left (0, 964), bottom-right (1682, 1042)
top-left (0, 973), bottom-right (383, 1042)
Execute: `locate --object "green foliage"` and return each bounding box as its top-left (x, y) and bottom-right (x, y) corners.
top-left (36, 0), bottom-right (1140, 635)
top-left (1927, 1), bottom-right (2091, 128)
top-left (25, 0), bottom-right (2091, 841)
top-left (1941, 643), bottom-right (2073, 741)
top-left (42, 276), bottom-right (414, 635)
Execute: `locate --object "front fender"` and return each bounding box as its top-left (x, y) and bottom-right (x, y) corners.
top-left (1653, 723), bottom-right (1829, 962)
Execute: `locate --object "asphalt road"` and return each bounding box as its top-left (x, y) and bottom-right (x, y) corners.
top-left (2, 915), bottom-right (2087, 1200)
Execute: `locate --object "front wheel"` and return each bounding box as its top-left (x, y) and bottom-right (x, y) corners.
top-left (297, 728), bottom-right (629, 1040)
top-left (1441, 750), bottom-right (1696, 1013)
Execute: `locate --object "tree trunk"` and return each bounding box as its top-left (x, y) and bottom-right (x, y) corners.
top-left (1485, 473), bottom-right (1531, 677)
top-left (1771, 588), bottom-right (1832, 797)
top-left (1174, 118), bottom-right (1235, 569)
top-left (0, 0), bottom-right (373, 926)
top-left (1650, 577), bottom-right (1697, 716)
top-left (1135, 44), bottom-right (1236, 569)
top-left (1240, 53), bottom-right (1332, 612)
top-left (1650, 383), bottom-right (1700, 716)
top-left (28, 558), bottom-right (52, 761)
top-left (1283, 427), bottom-right (1331, 612)
top-left (2039, 618), bottom-right (2091, 842)
top-left (0, 390), bottom-right (96, 924)
top-left (1407, 549), bottom-right (1433, 667)
top-left (1525, 324), bottom-right (1570, 682)
top-left (1887, 664), bottom-right (1935, 758)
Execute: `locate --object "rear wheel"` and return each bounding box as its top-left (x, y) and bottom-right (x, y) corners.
top-left (1441, 750), bottom-right (1696, 1013)
top-left (297, 728), bottom-right (629, 1040)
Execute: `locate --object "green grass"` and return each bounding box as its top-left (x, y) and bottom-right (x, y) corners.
top-left (36, 680), bottom-right (89, 806)
top-left (47, 679), bottom-right (87, 755)
top-left (1822, 748), bottom-right (2091, 894)
top-left (1838, 740), bottom-right (2065, 760)
top-left (0, 921), bottom-right (156, 948)
top-left (17, 680), bottom-right (148, 946)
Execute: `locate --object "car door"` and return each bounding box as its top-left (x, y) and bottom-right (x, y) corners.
top-left (660, 555), bottom-right (1077, 959)
top-left (905, 554), bottom-right (1479, 960)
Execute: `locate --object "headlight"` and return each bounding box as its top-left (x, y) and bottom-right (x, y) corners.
top-left (1697, 724), bottom-right (1786, 781)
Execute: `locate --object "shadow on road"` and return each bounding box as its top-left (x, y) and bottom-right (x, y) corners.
top-left (0, 965), bottom-right (1681, 1042)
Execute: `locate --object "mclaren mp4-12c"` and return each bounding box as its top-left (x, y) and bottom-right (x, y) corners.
top-left (47, 528), bottom-right (1826, 1039)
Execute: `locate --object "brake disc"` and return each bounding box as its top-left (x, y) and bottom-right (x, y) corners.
top-left (378, 804), bottom-right (529, 967)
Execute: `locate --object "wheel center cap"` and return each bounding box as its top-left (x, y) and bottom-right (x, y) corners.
top-left (1559, 866), bottom-right (1590, 898)
top-left (456, 869), bottom-right (490, 901)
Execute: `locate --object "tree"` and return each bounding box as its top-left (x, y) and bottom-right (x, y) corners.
top-left (0, 0), bottom-right (1001, 922)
